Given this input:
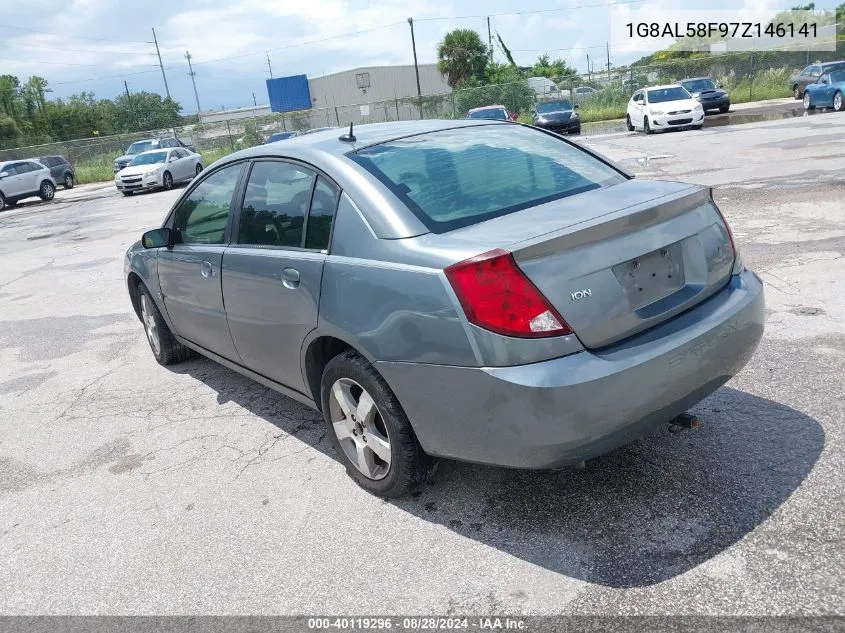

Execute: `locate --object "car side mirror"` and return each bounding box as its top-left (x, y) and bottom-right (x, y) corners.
top-left (718, 84), bottom-right (724, 89)
top-left (142, 227), bottom-right (172, 249)
top-left (0, 171), bottom-right (9, 179)
top-left (574, 104), bottom-right (580, 109)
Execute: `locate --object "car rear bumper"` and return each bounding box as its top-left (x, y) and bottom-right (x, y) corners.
top-left (376, 270), bottom-right (764, 469)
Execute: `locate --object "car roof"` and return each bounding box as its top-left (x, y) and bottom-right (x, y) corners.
top-left (469, 105), bottom-right (507, 111)
top-left (135, 148), bottom-right (171, 156)
top-left (226, 119), bottom-right (508, 161)
top-left (646, 84), bottom-right (690, 91)
top-left (821, 60), bottom-right (845, 67)
top-left (678, 77), bottom-right (712, 82)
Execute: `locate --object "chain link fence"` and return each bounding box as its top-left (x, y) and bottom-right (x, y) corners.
top-left (1, 47), bottom-right (839, 183)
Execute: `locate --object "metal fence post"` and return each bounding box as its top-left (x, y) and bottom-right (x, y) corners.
top-left (749, 53), bottom-right (754, 102)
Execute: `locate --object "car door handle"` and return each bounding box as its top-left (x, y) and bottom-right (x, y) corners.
top-left (281, 267), bottom-right (300, 289)
top-left (200, 260), bottom-right (216, 278)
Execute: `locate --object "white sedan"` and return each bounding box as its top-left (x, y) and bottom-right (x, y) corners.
top-left (626, 85), bottom-right (704, 134)
top-left (115, 148), bottom-right (203, 196)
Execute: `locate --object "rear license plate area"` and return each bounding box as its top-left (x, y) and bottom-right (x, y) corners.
top-left (612, 242), bottom-right (685, 309)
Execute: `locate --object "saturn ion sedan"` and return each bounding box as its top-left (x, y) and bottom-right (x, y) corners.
top-left (115, 148), bottom-right (203, 196)
top-left (124, 120), bottom-right (764, 497)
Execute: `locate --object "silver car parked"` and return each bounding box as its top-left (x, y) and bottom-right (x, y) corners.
top-left (124, 120), bottom-right (765, 497)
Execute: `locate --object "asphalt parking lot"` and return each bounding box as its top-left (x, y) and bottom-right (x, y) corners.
top-left (1, 114), bottom-right (843, 615)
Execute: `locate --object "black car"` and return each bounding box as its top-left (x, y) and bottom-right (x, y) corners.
top-left (265, 131), bottom-right (299, 144)
top-left (38, 155), bottom-right (75, 189)
top-left (678, 77), bottom-right (730, 114)
top-left (531, 100), bottom-right (581, 135)
top-left (790, 61), bottom-right (845, 100)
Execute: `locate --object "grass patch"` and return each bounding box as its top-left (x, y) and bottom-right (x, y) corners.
top-left (727, 69), bottom-right (793, 103)
top-left (200, 146), bottom-right (232, 167)
top-left (74, 154), bottom-right (116, 185)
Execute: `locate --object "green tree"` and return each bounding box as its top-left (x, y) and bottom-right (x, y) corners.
top-left (113, 91), bottom-right (181, 131)
top-left (437, 29), bottom-right (488, 88)
top-left (531, 55), bottom-right (577, 80)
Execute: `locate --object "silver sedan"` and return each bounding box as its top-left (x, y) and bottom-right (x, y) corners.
top-left (124, 120), bottom-right (764, 497)
top-left (115, 148), bottom-right (203, 196)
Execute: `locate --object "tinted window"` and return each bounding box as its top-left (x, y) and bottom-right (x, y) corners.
top-left (647, 87), bottom-right (691, 103)
top-left (39, 157), bottom-right (56, 167)
top-left (2, 163), bottom-right (23, 175)
top-left (830, 70), bottom-right (845, 83)
top-left (127, 140), bottom-right (159, 154)
top-left (305, 176), bottom-right (340, 250)
top-left (130, 151), bottom-right (168, 166)
top-left (20, 162), bottom-right (40, 173)
top-left (809, 66), bottom-right (822, 76)
top-left (680, 78), bottom-right (716, 92)
top-left (173, 164), bottom-right (243, 245)
top-left (536, 100), bottom-right (573, 113)
top-left (238, 161), bottom-right (315, 248)
top-left (350, 125), bottom-right (626, 233)
top-left (173, 148), bottom-right (187, 158)
top-left (468, 108), bottom-right (509, 120)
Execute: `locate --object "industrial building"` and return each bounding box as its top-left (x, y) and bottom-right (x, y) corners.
top-left (199, 63), bottom-right (452, 127)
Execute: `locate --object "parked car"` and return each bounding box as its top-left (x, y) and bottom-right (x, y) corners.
top-left (0, 159), bottom-right (56, 211)
top-left (572, 86), bottom-right (598, 100)
top-left (467, 105), bottom-right (518, 121)
top-left (125, 120), bottom-right (764, 497)
top-left (115, 148), bottom-right (203, 196)
top-left (114, 137), bottom-right (195, 173)
top-left (626, 85), bottom-right (704, 133)
top-left (532, 99), bottom-right (580, 134)
top-left (265, 131), bottom-right (299, 144)
top-left (790, 60), bottom-right (845, 100)
top-left (303, 127), bottom-right (338, 135)
top-left (677, 77), bottom-right (730, 114)
top-left (527, 76), bottom-right (563, 100)
top-left (38, 155), bottom-right (76, 189)
top-left (802, 69), bottom-right (845, 111)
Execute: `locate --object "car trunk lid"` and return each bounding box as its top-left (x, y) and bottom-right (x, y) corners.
top-left (445, 179), bottom-right (735, 348)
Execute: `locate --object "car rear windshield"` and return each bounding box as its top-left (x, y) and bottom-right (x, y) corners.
top-left (129, 151), bottom-right (167, 166)
top-left (648, 87), bottom-right (691, 103)
top-left (468, 108), bottom-right (509, 120)
top-left (349, 125), bottom-right (626, 232)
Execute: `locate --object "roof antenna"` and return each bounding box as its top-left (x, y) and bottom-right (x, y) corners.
top-left (339, 122), bottom-right (356, 142)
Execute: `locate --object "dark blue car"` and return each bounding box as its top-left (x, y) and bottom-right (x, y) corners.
top-left (803, 69), bottom-right (845, 112)
top-left (265, 131), bottom-right (299, 144)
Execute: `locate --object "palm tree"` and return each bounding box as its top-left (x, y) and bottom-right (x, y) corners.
top-left (437, 29), bottom-right (488, 89)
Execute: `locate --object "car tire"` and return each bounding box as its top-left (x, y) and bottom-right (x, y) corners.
top-left (162, 171), bottom-right (173, 190)
top-left (0, 192), bottom-right (6, 212)
top-left (39, 180), bottom-right (55, 201)
top-left (834, 91), bottom-right (844, 112)
top-left (195, 163), bottom-right (203, 176)
top-left (719, 105), bottom-right (729, 114)
top-left (803, 91), bottom-right (814, 110)
top-left (138, 285), bottom-right (193, 366)
top-left (793, 84), bottom-right (802, 100)
top-left (692, 124), bottom-right (703, 130)
top-left (122, 191), bottom-right (133, 196)
top-left (626, 115), bottom-right (634, 131)
top-left (643, 116), bottom-right (652, 134)
top-left (320, 350), bottom-right (430, 497)
top-left (570, 127), bottom-right (581, 135)
top-left (63, 173), bottom-right (74, 189)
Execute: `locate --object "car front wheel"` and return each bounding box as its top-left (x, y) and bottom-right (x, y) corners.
top-left (626, 115), bottom-right (634, 131)
top-left (794, 84), bottom-right (802, 100)
top-left (834, 91), bottom-right (843, 112)
top-left (321, 350), bottom-right (430, 497)
top-left (39, 180), bottom-right (55, 201)
top-left (63, 173), bottom-right (74, 189)
top-left (138, 285), bottom-right (193, 365)
top-left (804, 92), bottom-right (814, 110)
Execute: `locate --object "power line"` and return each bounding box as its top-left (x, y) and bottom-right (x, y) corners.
top-left (415, 0), bottom-right (644, 21)
top-left (0, 23), bottom-right (151, 43)
top-left (0, 56), bottom-right (153, 68)
top-left (6, 40), bottom-right (148, 55)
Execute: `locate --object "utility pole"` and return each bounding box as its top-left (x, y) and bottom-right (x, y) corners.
top-left (124, 80), bottom-right (138, 129)
top-left (253, 92), bottom-right (257, 106)
top-left (266, 53), bottom-right (273, 79)
top-left (151, 28), bottom-right (171, 100)
top-left (185, 51), bottom-right (202, 117)
top-left (407, 17), bottom-right (422, 119)
top-left (586, 53), bottom-right (592, 81)
top-left (606, 42), bottom-right (611, 83)
top-left (487, 16), bottom-right (494, 62)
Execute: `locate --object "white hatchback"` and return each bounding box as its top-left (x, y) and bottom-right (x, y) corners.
top-left (626, 85), bottom-right (704, 134)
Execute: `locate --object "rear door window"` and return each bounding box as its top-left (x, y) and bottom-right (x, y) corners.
top-left (237, 161), bottom-right (316, 248)
top-left (304, 176), bottom-right (340, 250)
top-left (350, 125), bottom-right (626, 233)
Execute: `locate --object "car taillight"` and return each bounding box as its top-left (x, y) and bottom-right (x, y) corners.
top-left (444, 248), bottom-right (572, 338)
top-left (713, 202), bottom-right (744, 274)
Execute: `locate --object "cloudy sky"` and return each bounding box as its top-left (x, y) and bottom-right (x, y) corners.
top-left (0, 0), bottom-right (837, 114)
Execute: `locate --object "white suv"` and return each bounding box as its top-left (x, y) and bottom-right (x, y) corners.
top-left (0, 160), bottom-right (57, 211)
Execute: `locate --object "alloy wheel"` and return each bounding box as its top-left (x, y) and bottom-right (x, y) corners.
top-left (41, 182), bottom-right (54, 200)
top-left (328, 377), bottom-right (392, 480)
top-left (140, 294), bottom-right (161, 355)
top-left (804, 92), bottom-right (811, 109)
top-left (835, 93), bottom-right (843, 112)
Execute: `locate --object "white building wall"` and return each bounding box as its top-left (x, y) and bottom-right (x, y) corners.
top-left (308, 64), bottom-right (451, 109)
